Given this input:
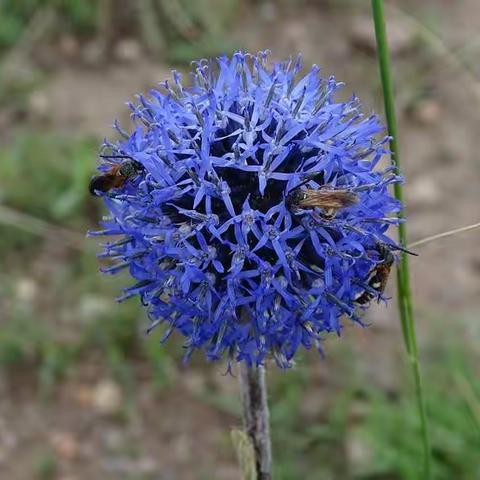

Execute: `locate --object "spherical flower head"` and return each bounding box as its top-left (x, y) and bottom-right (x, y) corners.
top-left (90, 51), bottom-right (403, 368)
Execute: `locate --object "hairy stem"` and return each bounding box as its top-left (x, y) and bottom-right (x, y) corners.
top-left (371, 1), bottom-right (431, 478)
top-left (238, 363), bottom-right (272, 480)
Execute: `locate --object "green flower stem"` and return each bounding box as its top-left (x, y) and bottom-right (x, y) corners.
top-left (371, 1), bottom-right (431, 478)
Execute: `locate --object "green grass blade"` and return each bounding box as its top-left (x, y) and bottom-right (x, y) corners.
top-left (370, 1), bottom-right (432, 478)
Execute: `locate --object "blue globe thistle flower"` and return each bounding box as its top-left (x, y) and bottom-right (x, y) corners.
top-left (89, 51), bottom-right (404, 368)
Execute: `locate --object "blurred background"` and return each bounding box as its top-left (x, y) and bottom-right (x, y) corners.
top-left (1, 0), bottom-right (479, 479)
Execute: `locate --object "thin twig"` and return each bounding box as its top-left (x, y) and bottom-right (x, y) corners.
top-left (0, 204), bottom-right (87, 251)
top-left (409, 221), bottom-right (480, 248)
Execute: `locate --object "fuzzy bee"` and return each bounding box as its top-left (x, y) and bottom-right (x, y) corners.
top-left (355, 243), bottom-right (417, 305)
top-left (286, 184), bottom-right (359, 218)
top-left (89, 156), bottom-right (143, 196)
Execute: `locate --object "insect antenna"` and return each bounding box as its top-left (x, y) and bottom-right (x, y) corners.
top-left (388, 244), bottom-right (418, 256)
top-left (287, 172), bottom-right (322, 193)
top-left (99, 154), bottom-right (134, 160)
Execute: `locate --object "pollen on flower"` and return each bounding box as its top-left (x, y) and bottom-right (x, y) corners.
top-left (89, 51), bottom-right (404, 368)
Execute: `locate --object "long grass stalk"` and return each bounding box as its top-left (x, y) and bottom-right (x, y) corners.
top-left (370, 1), bottom-right (431, 477)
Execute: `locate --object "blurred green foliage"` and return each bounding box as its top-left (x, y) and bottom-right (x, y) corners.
top-left (0, 263), bottom-right (176, 396)
top-left (0, 268), bottom-right (176, 394)
top-left (268, 334), bottom-right (480, 480)
top-left (0, 0), bottom-right (240, 62)
top-left (158, 0), bottom-right (239, 63)
top-left (0, 132), bottom-right (176, 392)
top-left (0, 0), bottom-right (98, 52)
top-left (33, 450), bottom-right (58, 480)
top-left (0, 133), bottom-right (96, 221)
top-left (359, 368), bottom-right (480, 479)
top-left (0, 67), bottom-right (44, 111)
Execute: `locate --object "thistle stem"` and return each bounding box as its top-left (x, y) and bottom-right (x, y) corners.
top-left (238, 363), bottom-right (272, 480)
top-left (371, 1), bottom-right (431, 478)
